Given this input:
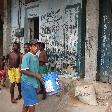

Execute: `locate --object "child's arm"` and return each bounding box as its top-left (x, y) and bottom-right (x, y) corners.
top-left (21, 69), bottom-right (42, 80)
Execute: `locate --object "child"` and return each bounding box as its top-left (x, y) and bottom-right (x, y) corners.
top-left (24, 43), bottom-right (30, 54)
top-left (0, 56), bottom-right (6, 87)
top-left (38, 42), bottom-right (48, 99)
top-left (39, 42), bottom-right (48, 73)
top-left (21, 40), bottom-right (42, 112)
top-left (7, 42), bottom-right (22, 103)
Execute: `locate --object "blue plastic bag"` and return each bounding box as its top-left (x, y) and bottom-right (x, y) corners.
top-left (42, 71), bottom-right (60, 96)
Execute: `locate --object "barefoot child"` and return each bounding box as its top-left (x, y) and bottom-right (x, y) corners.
top-left (0, 56), bottom-right (6, 87)
top-left (21, 41), bottom-right (42, 112)
top-left (38, 42), bottom-right (48, 99)
top-left (39, 42), bottom-right (48, 73)
top-left (7, 42), bottom-right (22, 103)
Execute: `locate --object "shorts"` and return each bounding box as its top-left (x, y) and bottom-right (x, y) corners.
top-left (39, 65), bottom-right (48, 74)
top-left (0, 70), bottom-right (6, 80)
top-left (21, 80), bottom-right (39, 106)
top-left (8, 68), bottom-right (20, 83)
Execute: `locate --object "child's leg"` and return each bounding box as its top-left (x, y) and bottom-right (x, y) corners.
top-left (0, 71), bottom-right (3, 86)
top-left (22, 105), bottom-right (29, 112)
top-left (15, 68), bottom-right (22, 100)
top-left (2, 78), bottom-right (6, 87)
top-left (29, 105), bottom-right (35, 112)
top-left (21, 81), bottom-right (38, 112)
top-left (39, 81), bottom-right (46, 99)
top-left (41, 82), bottom-right (46, 99)
top-left (10, 82), bottom-right (17, 103)
top-left (16, 83), bottom-right (22, 100)
top-left (2, 73), bottom-right (6, 87)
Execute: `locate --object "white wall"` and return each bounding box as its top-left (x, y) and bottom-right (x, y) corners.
top-left (11, 0), bottom-right (83, 78)
top-left (11, 0), bottom-right (25, 53)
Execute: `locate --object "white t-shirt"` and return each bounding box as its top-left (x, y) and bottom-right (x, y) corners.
top-left (36, 50), bottom-right (41, 57)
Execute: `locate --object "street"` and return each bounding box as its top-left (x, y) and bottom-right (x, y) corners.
top-left (0, 86), bottom-right (107, 112)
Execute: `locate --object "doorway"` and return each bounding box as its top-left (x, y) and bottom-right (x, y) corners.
top-left (28, 17), bottom-right (39, 41)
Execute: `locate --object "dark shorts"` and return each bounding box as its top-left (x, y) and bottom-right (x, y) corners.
top-left (21, 81), bottom-right (39, 106)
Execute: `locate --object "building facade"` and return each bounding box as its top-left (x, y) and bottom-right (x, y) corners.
top-left (3, 0), bottom-right (112, 82)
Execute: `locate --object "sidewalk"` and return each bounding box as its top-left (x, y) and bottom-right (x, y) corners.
top-left (0, 87), bottom-right (107, 112)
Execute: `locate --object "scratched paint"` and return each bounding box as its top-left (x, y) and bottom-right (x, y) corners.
top-left (99, 15), bottom-right (111, 81)
top-left (11, 0), bottom-right (83, 78)
top-left (39, 3), bottom-right (82, 78)
top-left (98, 0), bottom-right (112, 82)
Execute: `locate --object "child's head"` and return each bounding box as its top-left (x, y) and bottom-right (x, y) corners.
top-left (40, 42), bottom-right (45, 50)
top-left (24, 43), bottom-right (30, 53)
top-left (30, 40), bottom-right (40, 54)
top-left (12, 42), bottom-right (20, 52)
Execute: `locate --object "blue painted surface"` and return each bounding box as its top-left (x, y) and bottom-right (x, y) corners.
top-left (98, 0), bottom-right (112, 82)
top-left (42, 71), bottom-right (60, 96)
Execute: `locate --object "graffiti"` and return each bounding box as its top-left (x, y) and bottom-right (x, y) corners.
top-left (85, 36), bottom-right (94, 57)
top-left (99, 13), bottom-right (112, 81)
top-left (41, 9), bottom-right (62, 22)
top-left (40, 8), bottom-right (63, 37)
top-left (25, 0), bottom-right (38, 4)
top-left (39, 4), bottom-right (81, 77)
top-left (11, 28), bottom-right (24, 53)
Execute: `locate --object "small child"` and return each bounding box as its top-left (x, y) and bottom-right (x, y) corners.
top-left (0, 56), bottom-right (6, 87)
top-left (21, 41), bottom-right (42, 112)
top-left (38, 42), bottom-right (48, 99)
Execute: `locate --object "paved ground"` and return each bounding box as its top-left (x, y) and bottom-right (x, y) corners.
top-left (0, 85), bottom-right (107, 112)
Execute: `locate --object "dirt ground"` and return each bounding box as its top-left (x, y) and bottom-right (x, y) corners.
top-left (0, 86), bottom-right (107, 112)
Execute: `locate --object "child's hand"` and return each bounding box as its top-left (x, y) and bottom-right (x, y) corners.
top-left (36, 74), bottom-right (42, 80)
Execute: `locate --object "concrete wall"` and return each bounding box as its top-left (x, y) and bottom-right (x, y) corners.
top-left (10, 0), bottom-right (83, 78)
top-left (3, 0), bottom-right (99, 80)
top-left (3, 0), bottom-right (11, 55)
top-left (37, 0), bottom-right (82, 77)
top-left (0, 18), bottom-right (3, 56)
top-left (9, 0), bottom-right (100, 80)
top-left (11, 0), bottom-right (25, 53)
top-left (85, 0), bottom-right (99, 81)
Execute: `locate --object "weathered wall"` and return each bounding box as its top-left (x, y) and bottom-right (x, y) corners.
top-left (85, 0), bottom-right (99, 80)
top-left (11, 0), bottom-right (25, 53)
top-left (0, 17), bottom-right (3, 56)
top-left (37, 0), bottom-right (82, 77)
top-left (98, 0), bottom-right (112, 82)
top-left (10, 0), bottom-right (83, 78)
top-left (3, 0), bottom-right (11, 55)
top-left (5, 0), bottom-right (101, 80)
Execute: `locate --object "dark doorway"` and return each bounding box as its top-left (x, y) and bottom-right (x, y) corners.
top-left (34, 17), bottom-right (39, 40)
top-left (28, 17), bottom-right (39, 40)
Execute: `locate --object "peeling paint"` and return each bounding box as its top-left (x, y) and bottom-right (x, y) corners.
top-left (11, 0), bottom-right (83, 78)
top-left (39, 3), bottom-right (82, 78)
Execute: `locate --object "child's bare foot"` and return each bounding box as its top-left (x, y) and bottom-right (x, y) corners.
top-left (42, 94), bottom-right (47, 100)
top-left (11, 99), bottom-right (17, 103)
top-left (16, 95), bottom-right (22, 100)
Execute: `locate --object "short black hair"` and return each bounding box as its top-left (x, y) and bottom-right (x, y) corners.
top-left (13, 42), bottom-right (20, 49)
top-left (30, 39), bottom-right (38, 45)
top-left (40, 42), bottom-right (45, 49)
top-left (24, 43), bottom-right (31, 46)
